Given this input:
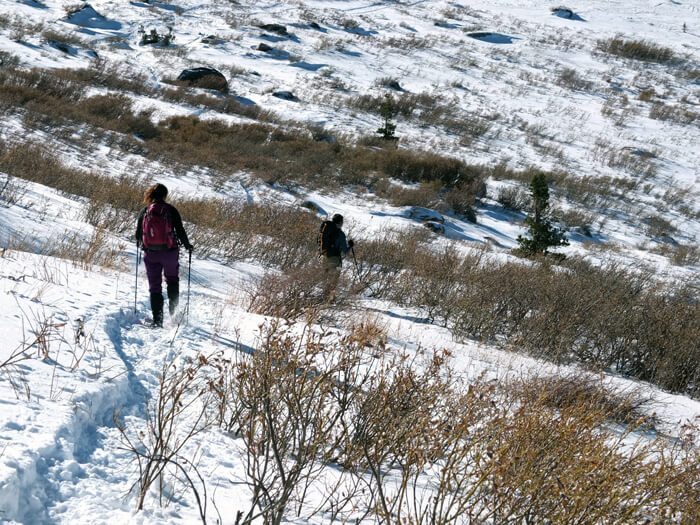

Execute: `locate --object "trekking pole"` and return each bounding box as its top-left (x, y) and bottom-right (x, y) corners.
top-left (186, 249), bottom-right (192, 324)
top-left (351, 246), bottom-right (360, 278)
top-left (134, 245), bottom-right (140, 314)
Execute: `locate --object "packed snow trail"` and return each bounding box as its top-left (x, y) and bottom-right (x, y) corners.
top-left (37, 312), bottom-right (187, 524)
top-left (0, 242), bottom-right (258, 523)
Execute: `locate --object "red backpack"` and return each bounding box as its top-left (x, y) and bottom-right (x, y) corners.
top-left (142, 202), bottom-right (177, 250)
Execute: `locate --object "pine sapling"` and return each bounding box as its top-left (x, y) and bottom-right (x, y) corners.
top-left (376, 94), bottom-right (398, 140)
top-left (517, 172), bottom-right (568, 256)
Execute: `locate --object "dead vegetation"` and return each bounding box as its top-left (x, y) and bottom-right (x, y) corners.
top-left (0, 65), bottom-right (486, 216)
top-left (117, 353), bottom-right (215, 522)
top-left (597, 37), bottom-right (676, 63)
top-left (193, 320), bottom-right (700, 524)
top-left (355, 239), bottom-right (700, 398)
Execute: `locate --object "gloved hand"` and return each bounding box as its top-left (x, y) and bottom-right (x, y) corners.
top-left (348, 239), bottom-right (354, 248)
top-left (185, 243), bottom-right (194, 253)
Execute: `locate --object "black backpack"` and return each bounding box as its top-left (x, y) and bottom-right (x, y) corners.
top-left (318, 220), bottom-right (340, 257)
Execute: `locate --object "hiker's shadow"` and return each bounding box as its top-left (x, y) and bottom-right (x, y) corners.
top-left (191, 327), bottom-right (255, 355)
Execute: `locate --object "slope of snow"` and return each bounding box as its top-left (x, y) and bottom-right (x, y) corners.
top-left (0, 0), bottom-right (699, 522)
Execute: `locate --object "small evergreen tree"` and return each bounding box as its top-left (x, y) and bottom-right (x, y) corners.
top-left (376, 94), bottom-right (398, 140)
top-left (517, 172), bottom-right (568, 255)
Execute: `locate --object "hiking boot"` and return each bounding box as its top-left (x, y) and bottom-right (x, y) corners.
top-left (150, 292), bottom-right (164, 327)
top-left (167, 282), bottom-right (179, 316)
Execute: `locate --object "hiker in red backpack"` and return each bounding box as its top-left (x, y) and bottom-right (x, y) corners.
top-left (135, 183), bottom-right (193, 327)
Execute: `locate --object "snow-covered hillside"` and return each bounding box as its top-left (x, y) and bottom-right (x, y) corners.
top-left (0, 0), bottom-right (699, 523)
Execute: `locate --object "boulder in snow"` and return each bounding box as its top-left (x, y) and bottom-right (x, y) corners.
top-left (65, 4), bottom-right (121, 30)
top-left (176, 67), bottom-right (228, 92)
top-left (407, 207), bottom-right (445, 224)
top-left (258, 24), bottom-right (288, 36)
top-left (550, 7), bottom-right (585, 21)
top-left (272, 90), bottom-right (298, 101)
top-left (201, 35), bottom-right (224, 45)
top-left (467, 32), bottom-right (517, 45)
top-left (423, 221), bottom-right (446, 235)
top-left (301, 200), bottom-right (326, 216)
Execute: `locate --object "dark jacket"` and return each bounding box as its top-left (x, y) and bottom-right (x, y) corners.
top-left (333, 228), bottom-right (350, 257)
top-left (135, 202), bottom-right (191, 250)
top-left (320, 220), bottom-right (350, 258)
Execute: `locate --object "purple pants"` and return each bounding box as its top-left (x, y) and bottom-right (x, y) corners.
top-left (144, 249), bottom-right (179, 294)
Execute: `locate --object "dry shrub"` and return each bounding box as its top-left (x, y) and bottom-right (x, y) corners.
top-left (201, 322), bottom-right (700, 524)
top-left (160, 86), bottom-right (271, 121)
top-left (484, 399), bottom-right (663, 524)
top-left (41, 28), bottom-right (85, 48)
top-left (44, 228), bottom-right (126, 271)
top-left (650, 102), bottom-right (699, 125)
top-left (559, 209), bottom-right (595, 236)
top-left (344, 348), bottom-right (480, 523)
top-left (246, 264), bottom-right (327, 320)
top-left (389, 245), bottom-right (483, 326)
top-left (209, 321), bottom-right (700, 524)
top-left (491, 163), bottom-right (635, 209)
top-left (0, 142), bottom-right (145, 223)
top-left (0, 173), bottom-right (24, 206)
top-left (116, 353), bottom-right (215, 521)
top-left (496, 185), bottom-right (529, 211)
top-left (345, 315), bottom-right (388, 350)
top-left (512, 373), bottom-right (655, 427)
top-left (372, 178), bottom-right (442, 208)
top-left (225, 322), bottom-right (374, 524)
top-left (0, 140), bottom-right (318, 268)
top-left (0, 50), bottom-right (20, 68)
top-left (79, 93), bottom-right (159, 139)
top-left (176, 200), bottom-right (319, 269)
top-left (643, 213), bottom-right (677, 239)
top-left (598, 37), bottom-right (676, 63)
top-left (605, 148), bottom-right (657, 178)
top-left (360, 231), bottom-right (700, 397)
top-left (353, 228), bottom-right (431, 296)
top-left (638, 87), bottom-right (656, 101)
top-left (557, 67), bottom-right (594, 91)
top-left (654, 243), bottom-right (700, 266)
top-left (0, 65), bottom-right (491, 212)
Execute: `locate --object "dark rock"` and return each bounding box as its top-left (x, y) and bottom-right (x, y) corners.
top-left (301, 200), bottom-right (326, 215)
top-left (423, 221), bottom-right (446, 234)
top-left (551, 7), bottom-right (585, 21)
top-left (257, 42), bottom-right (274, 52)
top-left (552, 8), bottom-right (574, 19)
top-left (272, 90), bottom-right (298, 101)
top-left (309, 22), bottom-right (321, 30)
top-left (48, 40), bottom-right (72, 54)
top-left (310, 127), bottom-right (337, 144)
top-left (407, 207), bottom-right (445, 224)
top-left (258, 23), bottom-right (288, 36)
top-left (65, 4), bottom-right (121, 30)
top-left (384, 79), bottom-right (403, 91)
top-left (176, 67), bottom-right (228, 92)
top-left (467, 32), bottom-right (517, 44)
top-left (201, 35), bottom-right (223, 45)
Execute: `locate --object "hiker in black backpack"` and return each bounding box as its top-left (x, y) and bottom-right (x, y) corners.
top-left (135, 183), bottom-right (193, 327)
top-left (318, 214), bottom-right (354, 300)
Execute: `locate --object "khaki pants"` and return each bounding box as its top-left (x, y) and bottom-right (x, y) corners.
top-left (322, 256), bottom-right (342, 301)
